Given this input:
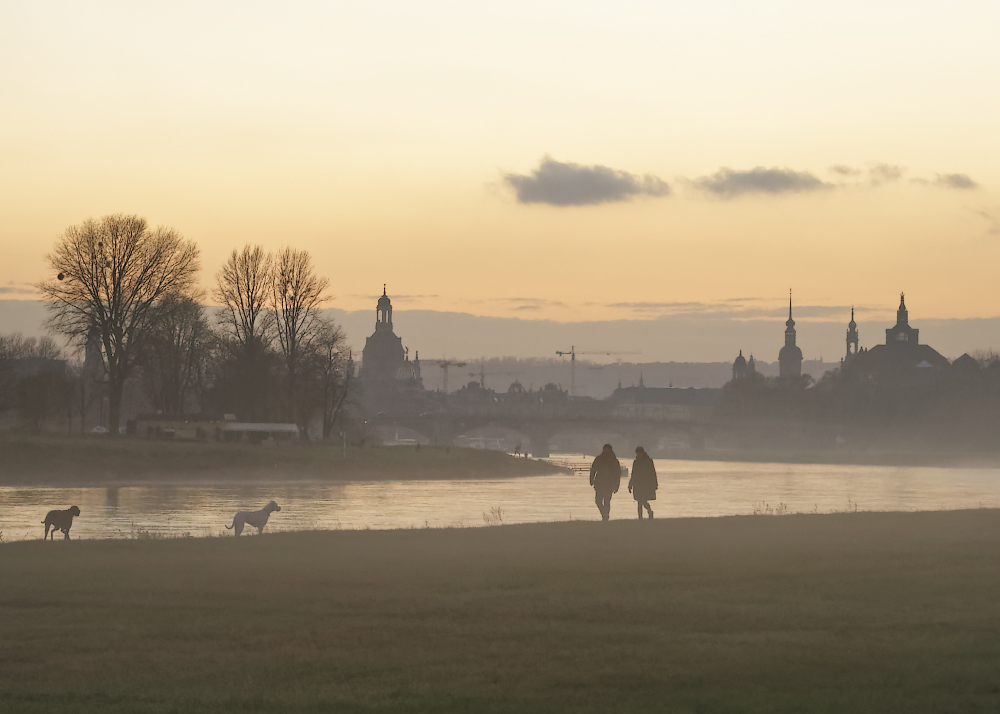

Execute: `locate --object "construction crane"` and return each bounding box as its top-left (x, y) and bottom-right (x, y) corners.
top-left (429, 359), bottom-right (467, 395)
top-left (555, 346), bottom-right (642, 397)
top-left (468, 364), bottom-right (517, 390)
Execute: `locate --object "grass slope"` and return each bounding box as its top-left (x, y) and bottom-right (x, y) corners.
top-left (0, 434), bottom-right (565, 484)
top-left (3, 511), bottom-right (1000, 712)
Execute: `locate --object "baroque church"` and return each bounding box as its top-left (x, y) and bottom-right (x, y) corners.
top-left (846, 293), bottom-right (950, 381)
top-left (359, 287), bottom-right (424, 412)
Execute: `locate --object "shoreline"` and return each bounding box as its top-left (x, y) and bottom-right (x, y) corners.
top-left (0, 433), bottom-right (570, 487)
top-left (651, 448), bottom-right (1000, 470)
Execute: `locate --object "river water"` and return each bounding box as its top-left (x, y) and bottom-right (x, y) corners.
top-left (3, 459), bottom-right (1000, 541)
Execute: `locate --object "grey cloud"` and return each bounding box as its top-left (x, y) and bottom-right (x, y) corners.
top-left (868, 163), bottom-right (905, 185)
top-left (607, 300), bottom-right (872, 320)
top-left (692, 167), bottom-right (832, 198)
top-left (504, 156), bottom-right (670, 206)
top-left (829, 165), bottom-right (861, 176)
top-left (0, 284), bottom-right (36, 296)
top-left (970, 208), bottom-right (1000, 236)
top-left (935, 173), bottom-right (978, 190)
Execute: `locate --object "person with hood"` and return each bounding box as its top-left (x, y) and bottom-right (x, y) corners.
top-left (629, 446), bottom-right (658, 519)
top-left (589, 444), bottom-right (622, 521)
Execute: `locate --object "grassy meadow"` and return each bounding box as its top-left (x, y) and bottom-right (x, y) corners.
top-left (3, 510), bottom-right (1000, 713)
top-left (0, 433), bottom-right (564, 485)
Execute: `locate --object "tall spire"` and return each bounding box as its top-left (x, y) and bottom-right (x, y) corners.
top-left (786, 289), bottom-right (795, 328)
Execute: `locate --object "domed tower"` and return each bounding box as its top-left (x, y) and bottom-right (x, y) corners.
top-left (778, 290), bottom-right (803, 379)
top-left (376, 285), bottom-right (392, 328)
top-left (360, 286), bottom-right (408, 411)
top-left (748, 354), bottom-right (756, 374)
top-left (732, 350), bottom-right (748, 380)
top-left (845, 307), bottom-right (859, 361)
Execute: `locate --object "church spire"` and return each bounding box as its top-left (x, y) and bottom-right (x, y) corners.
top-left (786, 289), bottom-right (795, 328)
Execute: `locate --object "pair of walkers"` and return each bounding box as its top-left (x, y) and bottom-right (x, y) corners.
top-left (589, 444), bottom-right (658, 521)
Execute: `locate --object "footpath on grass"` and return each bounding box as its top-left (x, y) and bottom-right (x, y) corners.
top-left (0, 433), bottom-right (569, 486)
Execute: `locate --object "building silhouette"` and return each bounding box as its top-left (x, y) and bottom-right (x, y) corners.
top-left (778, 292), bottom-right (803, 379)
top-left (732, 350), bottom-right (748, 380)
top-left (848, 293), bottom-right (949, 381)
top-left (359, 286), bottom-right (423, 412)
top-left (845, 307), bottom-right (859, 362)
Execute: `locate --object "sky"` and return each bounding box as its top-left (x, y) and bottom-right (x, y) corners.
top-left (2, 1), bottom-right (999, 351)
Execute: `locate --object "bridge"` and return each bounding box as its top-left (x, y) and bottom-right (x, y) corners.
top-left (370, 402), bottom-right (717, 457)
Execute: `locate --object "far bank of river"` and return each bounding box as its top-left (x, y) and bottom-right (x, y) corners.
top-left (0, 434), bottom-right (567, 486)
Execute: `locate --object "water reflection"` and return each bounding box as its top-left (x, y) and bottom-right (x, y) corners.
top-left (3, 459), bottom-right (1000, 541)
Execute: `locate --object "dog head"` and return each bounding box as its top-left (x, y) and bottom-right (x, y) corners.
top-left (265, 501), bottom-right (281, 513)
top-left (68, 506), bottom-right (81, 517)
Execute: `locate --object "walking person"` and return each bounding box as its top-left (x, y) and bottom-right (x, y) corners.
top-left (590, 444), bottom-right (622, 521)
top-left (629, 446), bottom-right (658, 519)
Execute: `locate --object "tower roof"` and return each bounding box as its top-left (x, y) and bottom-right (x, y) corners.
top-left (786, 290), bottom-right (795, 328)
top-left (377, 284), bottom-right (391, 311)
top-left (848, 306), bottom-right (856, 329)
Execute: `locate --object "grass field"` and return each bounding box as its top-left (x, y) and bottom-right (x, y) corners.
top-left (3, 510), bottom-right (1000, 713)
top-left (0, 433), bottom-right (564, 485)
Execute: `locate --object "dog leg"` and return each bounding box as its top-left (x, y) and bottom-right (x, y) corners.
top-left (234, 522), bottom-right (244, 536)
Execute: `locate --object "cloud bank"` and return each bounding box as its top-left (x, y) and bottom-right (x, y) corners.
top-left (504, 157), bottom-right (670, 206)
top-left (692, 167), bottom-right (832, 198)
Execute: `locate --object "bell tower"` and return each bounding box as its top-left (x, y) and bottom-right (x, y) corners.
top-left (846, 307), bottom-right (859, 361)
top-left (778, 290), bottom-right (803, 379)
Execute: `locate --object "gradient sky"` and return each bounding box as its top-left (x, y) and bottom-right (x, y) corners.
top-left (2, 1), bottom-right (999, 331)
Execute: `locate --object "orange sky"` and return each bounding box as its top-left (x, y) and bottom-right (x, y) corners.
top-left (2, 1), bottom-right (998, 325)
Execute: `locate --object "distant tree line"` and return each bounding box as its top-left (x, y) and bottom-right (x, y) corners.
top-left (30, 214), bottom-right (352, 438)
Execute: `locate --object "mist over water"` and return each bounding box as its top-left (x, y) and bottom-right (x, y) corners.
top-left (5, 459), bottom-right (1000, 541)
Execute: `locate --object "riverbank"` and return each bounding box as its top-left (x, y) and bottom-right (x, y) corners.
top-left (4, 510), bottom-right (1000, 713)
top-left (0, 434), bottom-right (567, 485)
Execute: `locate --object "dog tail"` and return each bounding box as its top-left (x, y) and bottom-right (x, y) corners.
top-left (224, 523), bottom-right (234, 529)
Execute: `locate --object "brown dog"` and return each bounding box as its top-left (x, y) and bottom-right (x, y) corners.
top-left (42, 506), bottom-right (81, 540)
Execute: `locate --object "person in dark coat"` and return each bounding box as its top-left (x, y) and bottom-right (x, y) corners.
top-left (628, 446), bottom-right (658, 519)
top-left (589, 444), bottom-right (622, 521)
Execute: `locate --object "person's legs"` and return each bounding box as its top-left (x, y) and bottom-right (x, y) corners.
top-left (595, 490), bottom-right (611, 520)
top-left (637, 501), bottom-right (643, 519)
top-left (645, 501), bottom-right (654, 518)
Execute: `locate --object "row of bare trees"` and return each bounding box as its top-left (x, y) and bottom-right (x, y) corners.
top-left (36, 214), bottom-right (351, 437)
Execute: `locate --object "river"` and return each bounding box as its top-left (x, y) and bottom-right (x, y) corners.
top-left (3, 459), bottom-right (1000, 541)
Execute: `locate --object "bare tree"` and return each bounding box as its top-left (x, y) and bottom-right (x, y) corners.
top-left (271, 247), bottom-right (329, 428)
top-left (141, 294), bottom-right (212, 414)
top-left (314, 319), bottom-right (352, 439)
top-left (36, 214), bottom-right (200, 434)
top-left (0, 333), bottom-right (63, 360)
top-left (213, 245), bottom-right (277, 421)
top-left (214, 245), bottom-right (274, 349)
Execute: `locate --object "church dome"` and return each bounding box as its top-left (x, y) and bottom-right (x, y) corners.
top-left (733, 351), bottom-right (747, 369)
top-left (779, 344), bottom-right (803, 361)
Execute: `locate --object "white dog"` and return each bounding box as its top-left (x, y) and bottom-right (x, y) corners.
top-left (225, 501), bottom-right (281, 536)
